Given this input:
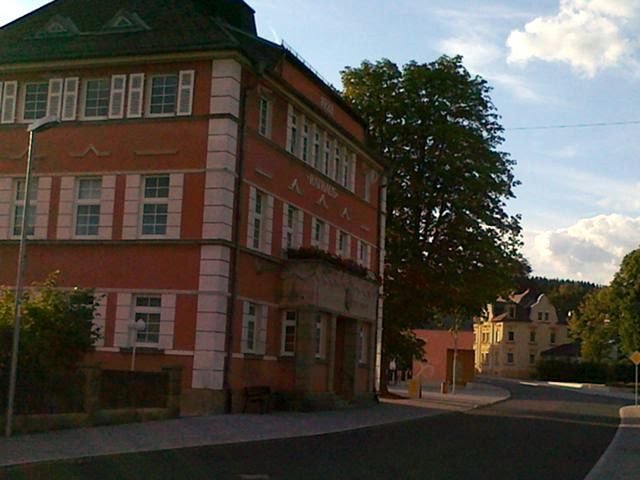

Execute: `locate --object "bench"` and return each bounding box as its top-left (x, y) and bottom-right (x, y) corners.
top-left (243, 385), bottom-right (271, 413)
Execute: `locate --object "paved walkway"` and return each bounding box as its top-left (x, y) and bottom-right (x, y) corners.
top-left (2, 379), bottom-right (636, 479)
top-left (0, 382), bottom-right (508, 467)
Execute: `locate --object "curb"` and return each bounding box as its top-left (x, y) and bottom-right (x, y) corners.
top-left (584, 406), bottom-right (640, 480)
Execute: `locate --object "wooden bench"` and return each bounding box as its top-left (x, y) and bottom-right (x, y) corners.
top-left (243, 385), bottom-right (271, 413)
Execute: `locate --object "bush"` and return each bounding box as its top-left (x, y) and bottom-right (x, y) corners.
top-left (536, 358), bottom-right (636, 384)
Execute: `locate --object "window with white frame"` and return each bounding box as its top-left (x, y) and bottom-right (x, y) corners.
top-left (148, 74), bottom-right (178, 116)
top-left (301, 118), bottom-right (310, 163)
top-left (83, 78), bottom-right (110, 118)
top-left (12, 178), bottom-right (37, 237)
top-left (22, 82), bottom-right (48, 121)
top-left (337, 230), bottom-right (350, 258)
top-left (312, 128), bottom-right (321, 169)
top-left (333, 143), bottom-right (342, 183)
top-left (75, 177), bottom-right (101, 236)
top-left (315, 313), bottom-right (326, 359)
top-left (311, 217), bottom-right (328, 250)
top-left (287, 106), bottom-right (298, 155)
top-left (323, 135), bottom-right (332, 176)
top-left (282, 203), bottom-right (302, 251)
top-left (342, 154), bottom-right (351, 188)
top-left (141, 175), bottom-right (169, 235)
top-left (252, 190), bottom-right (264, 250)
top-left (133, 295), bottom-right (161, 344)
top-left (281, 310), bottom-right (297, 355)
top-left (358, 240), bottom-right (370, 268)
top-left (242, 302), bottom-right (259, 353)
top-left (258, 96), bottom-right (271, 137)
top-left (358, 323), bottom-right (370, 364)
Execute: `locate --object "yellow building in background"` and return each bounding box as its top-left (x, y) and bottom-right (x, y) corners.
top-left (474, 290), bottom-right (569, 378)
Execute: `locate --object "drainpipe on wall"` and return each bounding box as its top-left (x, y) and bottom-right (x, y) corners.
top-left (223, 73), bottom-right (250, 414)
top-left (374, 174), bottom-right (388, 393)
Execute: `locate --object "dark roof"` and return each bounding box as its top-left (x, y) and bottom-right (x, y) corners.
top-left (0, 0), bottom-right (259, 64)
top-left (540, 342), bottom-right (580, 358)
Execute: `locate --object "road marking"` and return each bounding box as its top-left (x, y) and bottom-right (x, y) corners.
top-left (519, 381), bottom-right (540, 387)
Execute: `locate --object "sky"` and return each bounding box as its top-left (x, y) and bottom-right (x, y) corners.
top-left (4, 0), bottom-right (640, 285)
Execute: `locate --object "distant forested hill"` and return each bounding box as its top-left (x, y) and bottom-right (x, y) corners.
top-left (516, 276), bottom-right (601, 322)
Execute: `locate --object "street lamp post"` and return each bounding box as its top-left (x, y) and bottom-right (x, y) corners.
top-left (4, 115), bottom-right (60, 437)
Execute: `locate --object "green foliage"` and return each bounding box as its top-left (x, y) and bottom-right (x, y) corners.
top-left (609, 249), bottom-right (640, 356)
top-left (518, 276), bottom-right (600, 321)
top-left (536, 358), bottom-right (635, 384)
top-left (341, 56), bottom-right (528, 374)
top-left (570, 287), bottom-right (617, 362)
top-left (0, 272), bottom-right (100, 414)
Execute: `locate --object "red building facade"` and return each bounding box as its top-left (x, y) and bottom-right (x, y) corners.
top-left (0, 0), bottom-right (385, 413)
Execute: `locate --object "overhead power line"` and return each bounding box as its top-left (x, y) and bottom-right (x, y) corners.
top-left (507, 119), bottom-right (640, 131)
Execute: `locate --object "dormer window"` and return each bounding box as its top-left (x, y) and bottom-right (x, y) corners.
top-left (35, 15), bottom-right (80, 38)
top-left (102, 10), bottom-right (150, 32)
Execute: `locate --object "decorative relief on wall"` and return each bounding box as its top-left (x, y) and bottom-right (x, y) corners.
top-left (341, 208), bottom-right (351, 221)
top-left (316, 194), bottom-right (328, 209)
top-left (288, 178), bottom-right (303, 195)
top-left (307, 173), bottom-right (337, 199)
top-left (71, 144), bottom-right (110, 158)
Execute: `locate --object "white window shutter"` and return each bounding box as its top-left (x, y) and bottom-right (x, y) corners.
top-left (258, 305), bottom-right (268, 354)
top-left (127, 73), bottom-right (145, 118)
top-left (263, 195), bottom-right (274, 255)
top-left (109, 75), bottom-right (126, 119)
top-left (286, 104), bottom-right (293, 153)
top-left (323, 223), bottom-right (329, 250)
top-left (47, 78), bottom-right (63, 118)
top-left (295, 210), bottom-right (303, 248)
top-left (282, 202), bottom-right (289, 249)
top-left (1, 81), bottom-right (17, 124)
top-left (61, 77), bottom-right (78, 121)
top-left (177, 70), bottom-right (195, 116)
top-left (247, 186), bottom-right (256, 248)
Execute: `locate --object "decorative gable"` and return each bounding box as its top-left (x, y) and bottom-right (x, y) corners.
top-left (102, 10), bottom-right (150, 32)
top-left (35, 15), bottom-right (80, 38)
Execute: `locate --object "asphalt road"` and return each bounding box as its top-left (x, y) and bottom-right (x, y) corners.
top-left (1, 380), bottom-right (627, 480)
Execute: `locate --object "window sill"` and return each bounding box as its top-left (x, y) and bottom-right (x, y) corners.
top-left (119, 346), bottom-right (164, 354)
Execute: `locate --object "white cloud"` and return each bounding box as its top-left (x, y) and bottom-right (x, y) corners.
top-left (524, 214), bottom-right (640, 284)
top-left (507, 0), bottom-right (640, 77)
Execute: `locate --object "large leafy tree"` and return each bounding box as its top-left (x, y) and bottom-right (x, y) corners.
top-left (609, 249), bottom-right (640, 356)
top-left (341, 56), bottom-right (528, 379)
top-left (0, 272), bottom-right (100, 413)
top-left (570, 287), bottom-right (617, 362)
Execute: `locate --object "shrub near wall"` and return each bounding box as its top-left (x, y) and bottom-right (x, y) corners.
top-left (536, 359), bottom-right (636, 384)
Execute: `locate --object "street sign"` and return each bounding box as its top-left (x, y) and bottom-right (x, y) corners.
top-left (631, 351), bottom-right (640, 406)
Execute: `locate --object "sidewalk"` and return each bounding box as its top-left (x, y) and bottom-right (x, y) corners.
top-left (584, 405), bottom-right (640, 480)
top-left (0, 383), bottom-right (509, 467)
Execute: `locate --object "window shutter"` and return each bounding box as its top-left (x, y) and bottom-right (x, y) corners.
top-left (258, 305), bottom-right (268, 354)
top-left (0, 82), bottom-right (3, 119)
top-left (247, 187), bottom-right (256, 248)
top-left (127, 73), bottom-right (145, 118)
top-left (263, 195), bottom-right (274, 255)
top-left (282, 202), bottom-right (289, 250)
top-left (295, 210), bottom-right (303, 248)
top-left (46, 78), bottom-right (63, 118)
top-left (176, 70), bottom-right (194, 116)
top-left (1, 81), bottom-right (17, 124)
top-left (109, 74), bottom-right (126, 119)
top-left (322, 223), bottom-right (329, 250)
top-left (61, 77), bottom-right (78, 121)
top-left (286, 104), bottom-right (293, 153)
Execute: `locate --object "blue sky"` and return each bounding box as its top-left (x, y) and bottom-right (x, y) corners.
top-left (4, 0), bottom-right (640, 284)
